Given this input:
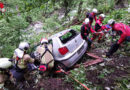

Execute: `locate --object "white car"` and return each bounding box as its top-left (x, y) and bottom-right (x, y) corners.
top-left (49, 29), bottom-right (87, 69)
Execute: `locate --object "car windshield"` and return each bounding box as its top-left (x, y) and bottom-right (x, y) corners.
top-left (59, 30), bottom-right (77, 44)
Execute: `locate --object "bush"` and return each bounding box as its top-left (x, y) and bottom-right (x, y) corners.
top-left (0, 15), bottom-right (29, 57)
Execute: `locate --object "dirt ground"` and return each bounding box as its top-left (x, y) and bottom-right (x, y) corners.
top-left (35, 78), bottom-right (74, 90)
top-left (86, 47), bottom-right (130, 89)
top-left (28, 48), bottom-right (129, 90)
top-left (6, 46), bottom-right (130, 90)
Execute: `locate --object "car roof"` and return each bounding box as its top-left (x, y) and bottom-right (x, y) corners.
top-left (48, 29), bottom-right (74, 40)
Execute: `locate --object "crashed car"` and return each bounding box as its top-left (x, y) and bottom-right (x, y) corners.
top-left (49, 29), bottom-right (88, 69)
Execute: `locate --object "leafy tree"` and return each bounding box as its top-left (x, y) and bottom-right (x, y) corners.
top-left (0, 15), bottom-right (29, 57)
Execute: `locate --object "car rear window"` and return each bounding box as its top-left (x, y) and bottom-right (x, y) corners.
top-left (59, 30), bottom-right (77, 44)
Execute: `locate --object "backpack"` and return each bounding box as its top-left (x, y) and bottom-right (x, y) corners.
top-left (36, 44), bottom-right (54, 69)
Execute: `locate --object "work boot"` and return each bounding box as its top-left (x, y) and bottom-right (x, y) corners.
top-left (87, 38), bottom-right (92, 49)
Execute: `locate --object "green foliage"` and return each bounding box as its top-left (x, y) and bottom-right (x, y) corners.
top-left (103, 8), bottom-right (129, 24)
top-left (65, 65), bottom-right (92, 90)
top-left (0, 15), bottom-right (29, 57)
top-left (98, 73), bottom-right (105, 78)
top-left (70, 25), bottom-right (81, 32)
top-left (115, 78), bottom-right (130, 90)
top-left (22, 0), bottom-right (55, 16)
top-left (86, 0), bottom-right (115, 13)
top-left (61, 32), bottom-right (72, 40)
top-left (22, 0), bottom-right (48, 11)
top-left (43, 15), bottom-right (61, 32)
top-left (27, 32), bottom-right (46, 53)
top-left (111, 9), bottom-right (126, 20)
top-left (103, 15), bottom-right (113, 24)
top-left (98, 68), bottom-right (111, 78)
top-left (1, 45), bottom-right (16, 58)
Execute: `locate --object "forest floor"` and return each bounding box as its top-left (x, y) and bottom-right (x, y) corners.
top-left (21, 43), bottom-right (130, 90)
top-left (5, 32), bottom-right (130, 90)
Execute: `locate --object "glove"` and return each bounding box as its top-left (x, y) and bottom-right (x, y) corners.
top-left (39, 65), bottom-right (47, 72)
top-left (106, 42), bottom-right (120, 57)
top-left (101, 26), bottom-right (106, 30)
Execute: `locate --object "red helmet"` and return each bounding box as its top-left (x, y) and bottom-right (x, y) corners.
top-left (40, 38), bottom-right (48, 44)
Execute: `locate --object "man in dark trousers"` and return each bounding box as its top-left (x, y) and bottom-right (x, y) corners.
top-left (87, 8), bottom-right (98, 26)
top-left (81, 18), bottom-right (96, 48)
top-left (106, 19), bottom-right (130, 57)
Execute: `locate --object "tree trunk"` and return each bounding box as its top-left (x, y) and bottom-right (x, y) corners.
top-left (77, 1), bottom-right (83, 17)
top-left (64, 0), bottom-right (69, 17)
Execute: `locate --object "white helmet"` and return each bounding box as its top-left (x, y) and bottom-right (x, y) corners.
top-left (18, 42), bottom-right (30, 51)
top-left (99, 14), bottom-right (105, 19)
top-left (40, 38), bottom-right (48, 44)
top-left (15, 48), bottom-right (24, 58)
top-left (108, 19), bottom-right (115, 25)
top-left (84, 18), bottom-right (89, 24)
top-left (92, 8), bottom-right (98, 13)
top-left (0, 58), bottom-right (12, 69)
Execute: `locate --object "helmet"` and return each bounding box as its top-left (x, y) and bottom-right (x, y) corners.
top-left (108, 19), bottom-right (115, 25)
top-left (0, 58), bottom-right (12, 69)
top-left (84, 18), bottom-right (89, 24)
top-left (40, 38), bottom-right (48, 44)
top-left (18, 42), bottom-right (30, 51)
top-left (92, 8), bottom-right (98, 13)
top-left (99, 14), bottom-right (105, 20)
top-left (15, 48), bottom-right (24, 58)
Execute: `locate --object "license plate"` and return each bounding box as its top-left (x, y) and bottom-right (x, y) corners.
top-left (77, 45), bottom-right (84, 54)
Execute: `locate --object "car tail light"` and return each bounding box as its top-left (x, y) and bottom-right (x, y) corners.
top-left (58, 46), bottom-right (69, 55)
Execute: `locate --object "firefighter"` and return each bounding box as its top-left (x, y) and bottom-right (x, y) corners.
top-left (91, 14), bottom-right (111, 42)
top-left (106, 19), bottom-right (130, 57)
top-left (10, 42), bottom-right (35, 84)
top-left (35, 38), bottom-right (54, 75)
top-left (0, 58), bottom-right (13, 89)
top-left (81, 18), bottom-right (96, 48)
top-left (88, 8), bottom-right (98, 26)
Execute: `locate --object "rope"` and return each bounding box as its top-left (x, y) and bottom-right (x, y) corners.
top-left (57, 66), bottom-right (90, 90)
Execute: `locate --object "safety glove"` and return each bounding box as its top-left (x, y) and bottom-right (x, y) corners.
top-left (39, 64), bottom-right (47, 75)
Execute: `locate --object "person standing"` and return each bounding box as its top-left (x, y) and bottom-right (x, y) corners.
top-left (10, 42), bottom-right (35, 86)
top-left (88, 8), bottom-right (98, 26)
top-left (81, 18), bottom-right (96, 48)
